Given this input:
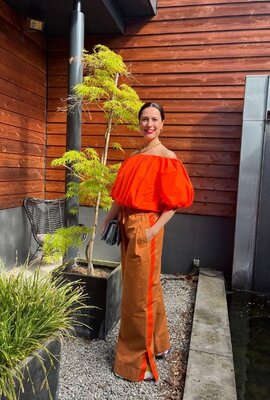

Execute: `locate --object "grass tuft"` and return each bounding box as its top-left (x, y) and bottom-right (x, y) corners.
top-left (0, 266), bottom-right (88, 400)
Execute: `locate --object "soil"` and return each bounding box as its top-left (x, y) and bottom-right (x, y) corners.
top-left (70, 265), bottom-right (111, 278)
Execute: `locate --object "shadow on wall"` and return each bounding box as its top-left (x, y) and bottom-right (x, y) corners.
top-left (163, 213), bottom-right (235, 275)
top-left (0, 206), bottom-right (32, 268)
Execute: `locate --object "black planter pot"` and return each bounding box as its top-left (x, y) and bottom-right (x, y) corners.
top-left (62, 259), bottom-right (122, 340)
top-left (1, 338), bottom-right (61, 400)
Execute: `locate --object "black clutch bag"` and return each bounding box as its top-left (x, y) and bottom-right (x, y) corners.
top-left (101, 219), bottom-right (121, 246)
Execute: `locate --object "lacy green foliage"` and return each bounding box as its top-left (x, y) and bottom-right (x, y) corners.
top-left (74, 45), bottom-right (143, 129)
top-left (51, 147), bottom-right (120, 209)
top-left (46, 44), bottom-right (143, 270)
top-left (82, 44), bottom-right (127, 79)
top-left (0, 267), bottom-right (88, 400)
top-left (112, 142), bottom-right (125, 152)
top-left (43, 225), bottom-right (92, 263)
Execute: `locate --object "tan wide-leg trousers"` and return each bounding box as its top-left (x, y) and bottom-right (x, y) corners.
top-left (113, 208), bottom-right (170, 382)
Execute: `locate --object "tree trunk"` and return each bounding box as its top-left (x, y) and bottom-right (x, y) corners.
top-left (86, 73), bottom-right (119, 274)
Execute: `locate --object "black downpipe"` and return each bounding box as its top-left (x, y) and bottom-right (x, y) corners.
top-left (65, 0), bottom-right (84, 258)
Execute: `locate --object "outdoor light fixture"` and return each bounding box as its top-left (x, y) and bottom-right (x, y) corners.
top-left (27, 17), bottom-right (45, 32)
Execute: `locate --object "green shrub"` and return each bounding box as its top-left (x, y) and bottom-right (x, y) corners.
top-left (0, 266), bottom-right (87, 400)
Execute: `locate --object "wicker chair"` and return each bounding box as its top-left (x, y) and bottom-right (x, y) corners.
top-left (23, 197), bottom-right (87, 260)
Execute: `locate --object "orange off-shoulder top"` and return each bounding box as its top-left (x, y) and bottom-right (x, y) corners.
top-left (111, 154), bottom-right (194, 212)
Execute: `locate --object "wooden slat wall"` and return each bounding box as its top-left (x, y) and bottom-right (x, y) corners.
top-left (46, 0), bottom-right (270, 217)
top-left (0, 0), bottom-right (47, 209)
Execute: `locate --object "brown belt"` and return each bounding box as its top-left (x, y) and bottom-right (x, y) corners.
top-left (121, 206), bottom-right (156, 214)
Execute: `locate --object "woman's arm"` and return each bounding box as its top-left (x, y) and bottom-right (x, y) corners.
top-left (100, 201), bottom-right (121, 233)
top-left (146, 209), bottom-right (176, 242)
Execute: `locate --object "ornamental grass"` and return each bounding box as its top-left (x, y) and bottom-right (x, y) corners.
top-left (0, 265), bottom-right (88, 400)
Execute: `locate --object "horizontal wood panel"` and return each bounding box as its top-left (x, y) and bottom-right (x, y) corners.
top-left (130, 72), bottom-right (251, 87)
top-left (126, 86), bottom-right (245, 100)
top-left (0, 78), bottom-right (45, 109)
top-left (0, 93), bottom-right (46, 121)
top-left (126, 16), bottom-right (270, 35)
top-left (93, 30), bottom-right (270, 49)
top-left (129, 58), bottom-right (270, 74)
top-left (176, 151), bottom-right (240, 166)
top-left (0, 32), bottom-right (46, 74)
top-left (0, 138), bottom-right (45, 156)
top-left (0, 63), bottom-right (46, 97)
top-left (0, 167), bottom-right (44, 182)
top-left (182, 202), bottom-right (236, 217)
top-left (0, 108), bottom-right (45, 134)
top-left (0, 180), bottom-right (44, 196)
top-left (0, 48), bottom-right (45, 86)
top-left (45, 192), bottom-right (64, 200)
top-left (187, 164), bottom-right (239, 179)
top-left (46, 181), bottom-right (65, 192)
top-left (154, 3), bottom-right (270, 21)
top-left (194, 189), bottom-right (237, 204)
top-left (0, 153), bottom-right (44, 168)
top-left (191, 176), bottom-right (238, 191)
top-left (118, 42), bottom-right (270, 61)
top-left (48, 75), bottom-right (68, 87)
top-left (0, 123), bottom-right (45, 145)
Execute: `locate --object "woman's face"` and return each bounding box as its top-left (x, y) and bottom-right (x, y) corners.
top-left (139, 106), bottom-right (164, 141)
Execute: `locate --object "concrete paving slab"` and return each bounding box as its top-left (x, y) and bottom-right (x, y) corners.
top-left (183, 269), bottom-right (237, 400)
top-left (190, 270), bottom-right (233, 357)
top-left (183, 350), bottom-right (236, 400)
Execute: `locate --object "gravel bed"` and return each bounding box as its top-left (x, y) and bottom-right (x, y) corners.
top-left (59, 274), bottom-right (197, 400)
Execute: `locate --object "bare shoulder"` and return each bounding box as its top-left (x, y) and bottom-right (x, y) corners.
top-left (158, 145), bottom-right (177, 159)
top-left (130, 149), bottom-right (140, 157)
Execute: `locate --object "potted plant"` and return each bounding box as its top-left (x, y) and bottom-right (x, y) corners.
top-left (43, 45), bottom-right (143, 339)
top-left (0, 264), bottom-right (87, 400)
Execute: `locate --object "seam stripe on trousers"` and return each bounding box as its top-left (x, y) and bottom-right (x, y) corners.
top-left (139, 213), bottom-right (159, 381)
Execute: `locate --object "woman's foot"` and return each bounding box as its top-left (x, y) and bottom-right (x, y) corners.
top-left (156, 348), bottom-right (171, 358)
top-left (144, 364), bottom-right (154, 381)
top-left (114, 372), bottom-right (125, 380)
top-left (114, 369), bottom-right (154, 382)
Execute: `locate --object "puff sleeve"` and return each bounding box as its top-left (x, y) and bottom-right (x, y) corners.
top-left (159, 158), bottom-right (194, 210)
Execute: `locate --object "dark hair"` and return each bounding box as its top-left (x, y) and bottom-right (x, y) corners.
top-left (138, 102), bottom-right (165, 121)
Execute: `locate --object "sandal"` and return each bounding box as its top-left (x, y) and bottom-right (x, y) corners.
top-left (144, 364), bottom-right (154, 381)
top-left (156, 348), bottom-right (171, 358)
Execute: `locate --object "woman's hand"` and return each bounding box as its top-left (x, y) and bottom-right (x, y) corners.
top-left (145, 209), bottom-right (176, 242)
top-left (146, 228), bottom-right (156, 242)
top-left (100, 201), bottom-right (120, 235)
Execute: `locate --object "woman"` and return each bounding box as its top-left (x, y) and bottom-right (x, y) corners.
top-left (102, 102), bottom-right (194, 382)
